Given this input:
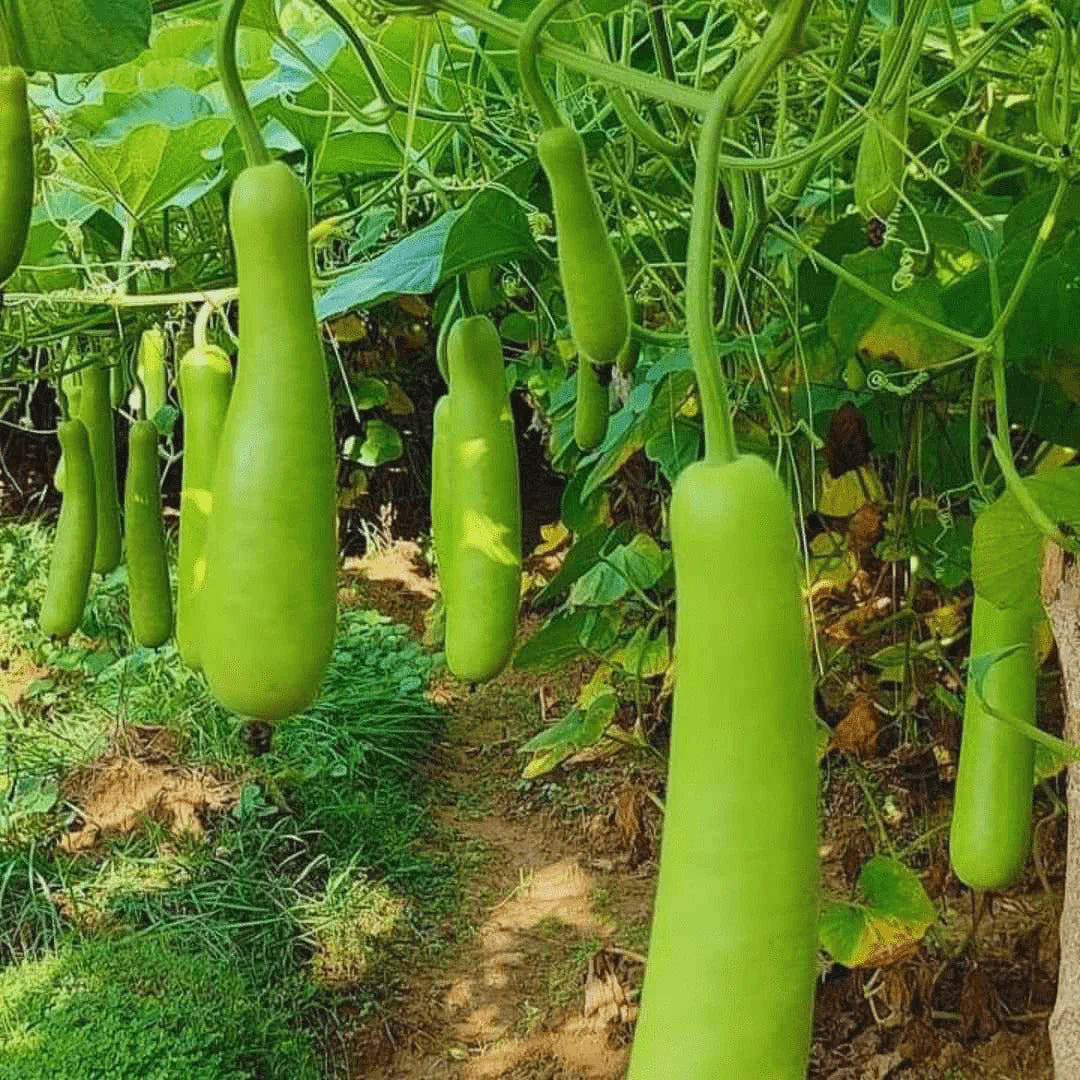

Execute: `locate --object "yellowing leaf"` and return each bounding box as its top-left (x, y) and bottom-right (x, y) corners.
top-left (330, 314), bottom-right (369, 343)
top-left (385, 382), bottom-right (415, 415)
top-left (819, 466), bottom-right (885, 517)
top-left (533, 522), bottom-right (570, 556)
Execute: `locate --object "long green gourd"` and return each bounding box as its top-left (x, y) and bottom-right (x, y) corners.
top-left (125, 420), bottom-right (174, 648)
top-left (176, 340), bottom-right (233, 671)
top-left (54, 371), bottom-right (83, 493)
top-left (444, 316), bottom-right (521, 683)
top-left (80, 358), bottom-right (123, 574)
top-left (949, 594), bottom-right (1037, 890)
top-left (629, 8), bottom-right (818, 1076)
top-left (40, 419), bottom-right (97, 638)
top-left (0, 65), bottom-right (33, 286)
top-left (518, 0), bottom-right (630, 366)
top-left (203, 0), bottom-right (337, 722)
top-left (431, 395), bottom-right (453, 602)
top-left (132, 327), bottom-right (168, 421)
top-left (573, 358), bottom-right (608, 451)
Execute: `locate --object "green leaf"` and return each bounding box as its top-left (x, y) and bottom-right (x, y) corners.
top-left (570, 534), bottom-right (669, 607)
top-left (514, 609), bottom-right (620, 671)
top-left (350, 377), bottom-right (390, 410)
top-left (67, 117), bottom-right (230, 219)
top-left (2, 0), bottom-right (151, 74)
top-left (819, 856), bottom-right (936, 968)
top-left (645, 418), bottom-right (700, 483)
top-left (317, 190), bottom-right (537, 320)
top-left (972, 468), bottom-right (1080, 615)
top-left (560, 467), bottom-right (609, 534)
top-left (353, 420), bottom-right (403, 467)
top-left (535, 523), bottom-right (633, 605)
top-left (613, 627), bottom-right (670, 679)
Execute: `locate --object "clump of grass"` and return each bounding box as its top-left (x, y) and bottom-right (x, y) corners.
top-left (0, 931), bottom-right (319, 1080)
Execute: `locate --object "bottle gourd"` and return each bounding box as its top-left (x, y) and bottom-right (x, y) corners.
top-left (573, 358), bottom-right (608, 451)
top-left (125, 420), bottom-right (174, 648)
top-left (627, 456), bottom-right (819, 1079)
top-left (537, 127), bottom-right (630, 366)
top-left (80, 358), bottom-right (123, 574)
top-left (0, 66), bottom-right (33, 285)
top-left (177, 343), bottom-right (233, 671)
top-left (40, 420), bottom-right (97, 638)
top-left (443, 316), bottom-right (521, 683)
top-left (200, 162), bottom-right (338, 721)
top-left (949, 594), bottom-right (1037, 890)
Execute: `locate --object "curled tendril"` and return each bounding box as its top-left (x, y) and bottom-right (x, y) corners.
top-left (48, 73), bottom-right (84, 107)
top-left (866, 368), bottom-right (931, 396)
top-left (892, 249), bottom-right (915, 291)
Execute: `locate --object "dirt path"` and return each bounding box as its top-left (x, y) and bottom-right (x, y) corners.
top-left (344, 662), bottom-right (651, 1080)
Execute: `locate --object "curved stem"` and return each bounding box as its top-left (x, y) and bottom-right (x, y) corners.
top-left (518, 0), bottom-right (575, 130)
top-left (434, 0), bottom-right (710, 113)
top-left (688, 88), bottom-right (740, 465)
top-left (194, 301), bottom-right (214, 350)
top-left (573, 3), bottom-right (683, 158)
top-left (775, 0), bottom-right (869, 213)
top-left (969, 351), bottom-right (991, 502)
top-left (217, 0), bottom-right (271, 167)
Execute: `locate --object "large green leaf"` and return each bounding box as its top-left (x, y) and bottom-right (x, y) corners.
top-left (317, 189), bottom-right (537, 319)
top-left (972, 468), bottom-right (1080, 614)
top-left (513, 609), bottom-right (621, 671)
top-left (820, 856), bottom-right (936, 968)
top-left (66, 116), bottom-right (230, 220)
top-left (1, 0), bottom-right (151, 73)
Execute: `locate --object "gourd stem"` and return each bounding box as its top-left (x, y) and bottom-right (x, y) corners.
top-left (217, 0), bottom-right (271, 167)
top-left (194, 301), bottom-right (213, 350)
top-left (687, 87), bottom-right (739, 466)
top-left (518, 0), bottom-right (576, 131)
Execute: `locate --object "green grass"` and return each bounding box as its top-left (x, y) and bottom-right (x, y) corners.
top-left (0, 521), bottom-right (463, 1076)
top-left (0, 932), bottom-right (319, 1080)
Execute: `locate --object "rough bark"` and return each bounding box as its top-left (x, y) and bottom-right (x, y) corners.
top-left (1043, 544), bottom-right (1080, 1077)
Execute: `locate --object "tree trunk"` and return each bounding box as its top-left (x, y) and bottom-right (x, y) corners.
top-left (1043, 544), bottom-right (1080, 1076)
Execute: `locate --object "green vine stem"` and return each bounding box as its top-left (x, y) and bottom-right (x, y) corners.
top-left (688, 84), bottom-right (741, 465)
top-left (193, 301), bottom-right (214, 350)
top-left (775, 0), bottom-right (869, 213)
top-left (218, 0), bottom-right (272, 167)
top-left (573, 3), bottom-right (684, 158)
top-left (309, 0), bottom-right (467, 123)
top-left (434, 0), bottom-right (711, 113)
top-left (518, 0), bottom-right (576, 130)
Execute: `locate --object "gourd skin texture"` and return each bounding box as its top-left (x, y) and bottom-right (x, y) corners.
top-left (537, 127), bottom-right (630, 366)
top-left (176, 344), bottom-right (233, 670)
top-left (628, 455), bottom-right (818, 1080)
top-left (444, 317), bottom-right (521, 683)
top-left (431, 395), bottom-right (453, 601)
top-left (950, 595), bottom-right (1036, 891)
top-left (0, 67), bottom-right (34, 286)
top-left (854, 31), bottom-right (909, 221)
top-left (40, 421), bottom-right (97, 638)
top-left (81, 359), bottom-right (123, 574)
top-left (125, 420), bottom-right (174, 648)
top-left (573, 359), bottom-right (608, 451)
top-left (200, 162), bottom-right (337, 722)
